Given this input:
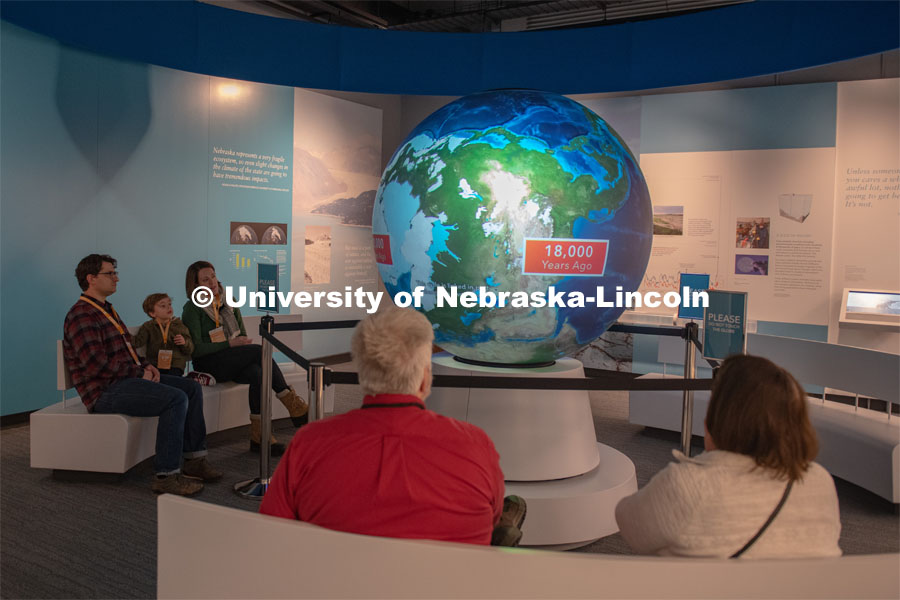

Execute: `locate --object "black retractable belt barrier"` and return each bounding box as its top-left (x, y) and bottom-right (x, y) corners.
top-left (260, 330), bottom-right (311, 371)
top-left (328, 370), bottom-right (712, 391)
top-left (607, 323), bottom-right (684, 337)
top-left (267, 319), bottom-right (359, 332)
top-left (264, 318), bottom-right (715, 394)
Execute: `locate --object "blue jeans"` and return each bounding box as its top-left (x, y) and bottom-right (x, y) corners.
top-left (93, 375), bottom-right (207, 475)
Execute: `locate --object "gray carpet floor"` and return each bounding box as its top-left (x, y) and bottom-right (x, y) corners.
top-left (2, 371), bottom-right (898, 599)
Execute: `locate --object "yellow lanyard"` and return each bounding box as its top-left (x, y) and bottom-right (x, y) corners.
top-left (80, 296), bottom-right (141, 365)
top-left (213, 297), bottom-right (220, 328)
top-left (157, 319), bottom-right (171, 344)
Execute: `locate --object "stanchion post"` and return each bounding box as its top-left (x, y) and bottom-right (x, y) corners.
top-left (680, 322), bottom-right (698, 457)
top-left (308, 362), bottom-right (325, 422)
top-left (259, 315), bottom-right (274, 482)
top-left (234, 314), bottom-right (275, 500)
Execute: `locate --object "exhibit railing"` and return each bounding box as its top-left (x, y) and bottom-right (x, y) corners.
top-left (234, 316), bottom-right (715, 499)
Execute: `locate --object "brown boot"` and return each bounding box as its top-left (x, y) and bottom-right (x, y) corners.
top-left (152, 473), bottom-right (203, 496)
top-left (276, 386), bottom-right (309, 427)
top-left (182, 457), bottom-right (224, 482)
top-left (249, 414), bottom-right (286, 456)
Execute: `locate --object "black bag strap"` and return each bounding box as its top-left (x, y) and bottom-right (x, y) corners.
top-left (730, 480), bottom-right (794, 559)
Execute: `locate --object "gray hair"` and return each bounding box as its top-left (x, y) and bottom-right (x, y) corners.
top-left (351, 307), bottom-right (435, 396)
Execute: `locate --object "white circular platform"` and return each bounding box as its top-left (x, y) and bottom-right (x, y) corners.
top-left (428, 353), bottom-right (637, 548)
top-left (506, 443), bottom-right (637, 548)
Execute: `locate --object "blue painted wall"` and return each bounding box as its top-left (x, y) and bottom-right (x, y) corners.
top-left (0, 23), bottom-right (292, 415)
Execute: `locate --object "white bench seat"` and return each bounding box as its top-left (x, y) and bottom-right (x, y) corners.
top-left (29, 368), bottom-right (318, 474)
top-left (808, 401), bottom-right (900, 503)
top-left (157, 494), bottom-right (900, 599)
top-left (32, 315), bottom-right (332, 474)
top-left (628, 334), bottom-right (900, 503)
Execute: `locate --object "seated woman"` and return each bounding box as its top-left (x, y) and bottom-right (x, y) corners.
top-left (615, 354), bottom-right (841, 558)
top-left (182, 261), bottom-right (308, 455)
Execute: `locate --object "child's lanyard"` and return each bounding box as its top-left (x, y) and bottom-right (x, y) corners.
top-left (80, 295), bottom-right (141, 365)
top-left (157, 319), bottom-right (171, 344)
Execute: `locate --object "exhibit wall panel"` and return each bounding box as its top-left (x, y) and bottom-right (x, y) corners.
top-left (0, 23), bottom-right (101, 416)
top-left (0, 23), bottom-right (379, 415)
top-left (830, 79), bottom-right (900, 353)
top-left (207, 76), bottom-right (294, 310)
top-left (94, 60), bottom-right (210, 326)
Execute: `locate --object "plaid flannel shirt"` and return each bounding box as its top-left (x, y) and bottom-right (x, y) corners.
top-left (63, 297), bottom-right (146, 410)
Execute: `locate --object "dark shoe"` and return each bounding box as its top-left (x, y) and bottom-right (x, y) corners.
top-left (491, 525), bottom-right (523, 547)
top-left (249, 439), bottom-right (286, 456)
top-left (152, 473), bottom-right (203, 496)
top-left (182, 457), bottom-right (224, 482)
top-left (277, 387), bottom-right (309, 427)
top-left (499, 495), bottom-right (527, 529)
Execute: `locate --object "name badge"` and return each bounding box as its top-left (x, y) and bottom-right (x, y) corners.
top-left (209, 327), bottom-right (226, 343)
top-left (157, 349), bottom-right (173, 370)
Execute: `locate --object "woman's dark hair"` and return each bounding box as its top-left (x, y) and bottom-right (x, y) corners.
top-left (705, 354), bottom-right (818, 481)
top-left (185, 261), bottom-right (215, 298)
top-left (75, 254), bottom-right (116, 291)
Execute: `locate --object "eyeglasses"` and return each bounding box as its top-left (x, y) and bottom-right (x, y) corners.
top-left (97, 271), bottom-right (119, 278)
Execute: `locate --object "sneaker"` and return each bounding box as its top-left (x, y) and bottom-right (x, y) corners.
top-left (186, 371), bottom-right (216, 386)
top-left (490, 495), bottom-right (527, 547)
top-left (491, 525), bottom-right (523, 547)
top-left (152, 473), bottom-right (203, 496)
top-left (499, 495), bottom-right (527, 530)
top-left (182, 457), bottom-right (224, 482)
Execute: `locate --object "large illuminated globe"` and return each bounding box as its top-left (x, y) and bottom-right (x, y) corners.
top-left (372, 90), bottom-right (652, 364)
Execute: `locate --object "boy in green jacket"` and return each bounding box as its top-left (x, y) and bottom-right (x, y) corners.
top-left (134, 293), bottom-right (194, 376)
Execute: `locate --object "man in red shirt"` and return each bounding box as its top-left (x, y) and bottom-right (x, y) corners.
top-left (260, 308), bottom-right (524, 545)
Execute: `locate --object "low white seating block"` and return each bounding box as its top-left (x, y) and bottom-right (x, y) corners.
top-left (157, 494), bottom-right (900, 600)
top-left (30, 401), bottom-right (157, 473)
top-left (31, 337), bottom-right (330, 475)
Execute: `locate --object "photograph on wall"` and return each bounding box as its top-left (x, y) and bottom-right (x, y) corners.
top-left (734, 254), bottom-right (769, 276)
top-left (291, 89), bottom-right (381, 221)
top-left (778, 193), bottom-right (812, 223)
top-left (291, 88), bottom-right (383, 302)
top-left (735, 217), bottom-right (770, 249)
top-left (230, 221), bottom-right (288, 245)
top-left (652, 205), bottom-right (684, 235)
top-left (304, 225), bottom-right (332, 284)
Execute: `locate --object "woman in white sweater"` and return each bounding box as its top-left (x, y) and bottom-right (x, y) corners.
top-left (615, 354), bottom-right (841, 558)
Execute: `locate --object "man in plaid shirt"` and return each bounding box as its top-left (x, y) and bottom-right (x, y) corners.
top-left (63, 254), bottom-right (222, 495)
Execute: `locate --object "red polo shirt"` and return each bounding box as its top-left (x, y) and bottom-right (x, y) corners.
top-left (260, 393), bottom-right (505, 545)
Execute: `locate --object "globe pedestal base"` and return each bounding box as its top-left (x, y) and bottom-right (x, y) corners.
top-left (506, 444), bottom-right (636, 549)
top-left (428, 353), bottom-right (636, 548)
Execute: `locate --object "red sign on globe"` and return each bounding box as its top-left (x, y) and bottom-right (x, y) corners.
top-left (522, 238), bottom-right (608, 276)
top-left (373, 235), bottom-right (392, 265)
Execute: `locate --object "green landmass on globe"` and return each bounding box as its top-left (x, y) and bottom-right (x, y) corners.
top-left (373, 90), bottom-right (652, 364)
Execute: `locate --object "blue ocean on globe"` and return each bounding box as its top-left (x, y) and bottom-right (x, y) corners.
top-left (372, 90), bottom-right (652, 364)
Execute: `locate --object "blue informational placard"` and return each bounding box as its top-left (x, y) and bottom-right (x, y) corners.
top-left (257, 263), bottom-right (279, 314)
top-left (702, 290), bottom-right (748, 360)
top-left (678, 273), bottom-right (710, 320)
